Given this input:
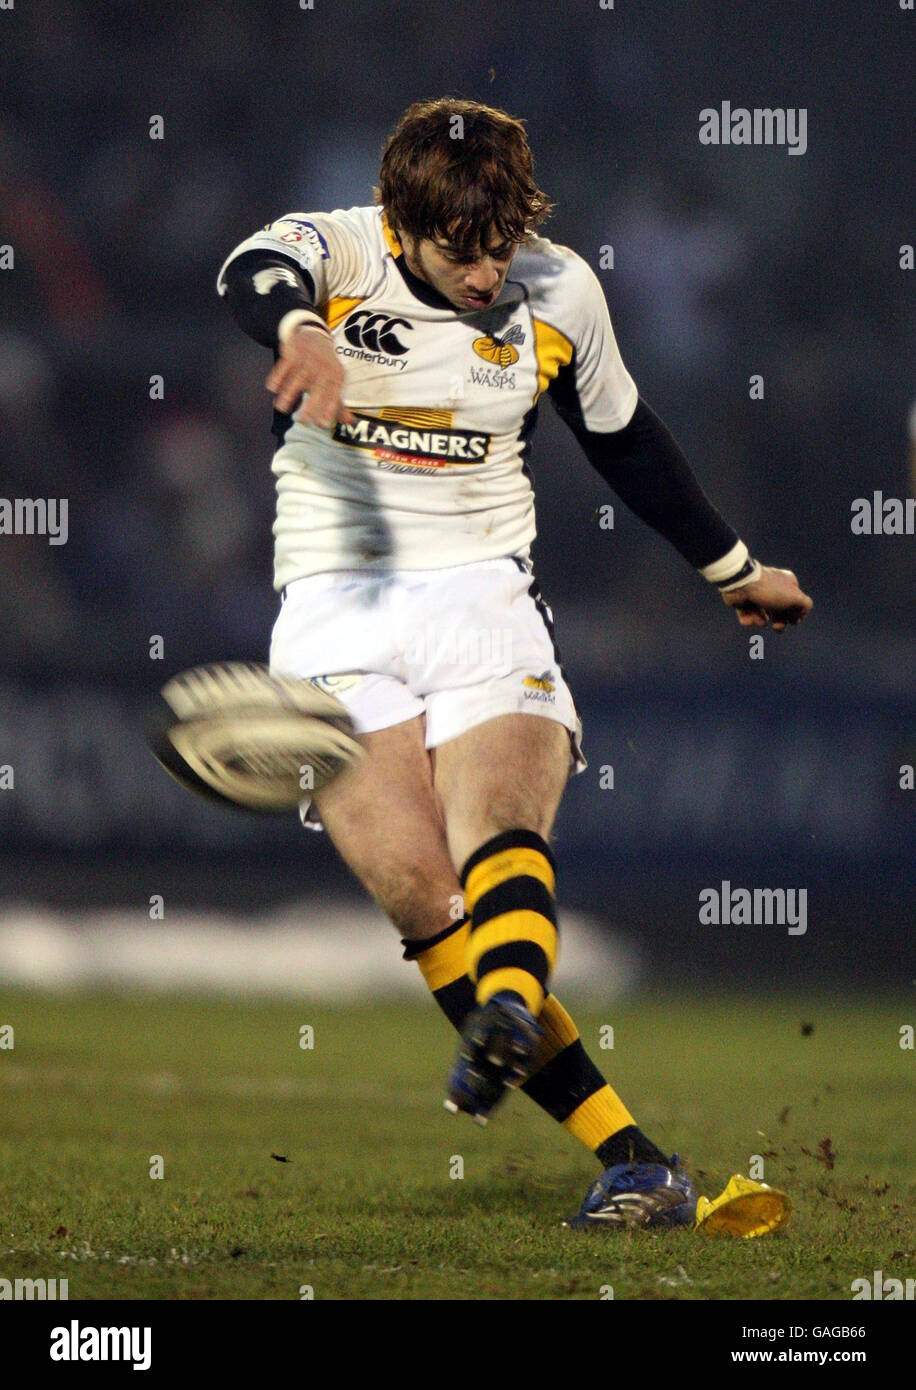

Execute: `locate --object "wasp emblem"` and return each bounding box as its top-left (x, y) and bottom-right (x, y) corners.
top-left (522, 671), bottom-right (556, 693)
top-left (472, 323), bottom-right (525, 370)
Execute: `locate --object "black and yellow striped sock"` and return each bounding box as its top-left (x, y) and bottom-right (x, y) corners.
top-left (461, 829), bottom-right (558, 1016)
top-left (403, 917), bottom-right (667, 1169)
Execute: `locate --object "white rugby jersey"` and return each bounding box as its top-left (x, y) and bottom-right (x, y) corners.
top-left (217, 205), bottom-right (638, 590)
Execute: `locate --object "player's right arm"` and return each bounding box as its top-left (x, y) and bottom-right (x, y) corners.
top-left (217, 213), bottom-right (359, 428)
top-left (264, 314), bottom-right (354, 428)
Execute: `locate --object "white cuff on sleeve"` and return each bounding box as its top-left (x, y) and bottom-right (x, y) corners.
top-left (718, 560), bottom-right (763, 591)
top-left (700, 540), bottom-right (763, 590)
top-left (277, 309), bottom-right (331, 344)
top-left (700, 540), bottom-right (749, 583)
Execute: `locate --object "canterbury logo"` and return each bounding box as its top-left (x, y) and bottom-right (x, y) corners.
top-left (343, 311), bottom-right (412, 355)
top-left (523, 671), bottom-right (555, 692)
top-left (473, 323), bottom-right (524, 369)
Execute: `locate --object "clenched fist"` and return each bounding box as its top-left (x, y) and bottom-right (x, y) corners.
top-left (721, 565), bottom-right (813, 631)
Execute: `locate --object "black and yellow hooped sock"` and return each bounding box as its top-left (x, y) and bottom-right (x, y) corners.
top-left (403, 919), bottom-right (667, 1169)
top-left (460, 829), bottom-right (558, 1016)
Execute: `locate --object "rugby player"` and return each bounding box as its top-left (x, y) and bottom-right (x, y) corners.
top-left (217, 98), bottom-right (812, 1228)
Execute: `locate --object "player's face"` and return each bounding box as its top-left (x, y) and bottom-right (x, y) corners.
top-left (400, 229), bottom-right (519, 312)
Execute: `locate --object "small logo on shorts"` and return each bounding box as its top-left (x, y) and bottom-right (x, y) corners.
top-left (309, 673), bottom-right (363, 694)
top-left (523, 671), bottom-right (556, 703)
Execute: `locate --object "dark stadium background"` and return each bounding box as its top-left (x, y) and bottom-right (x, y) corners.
top-left (0, 0), bottom-right (912, 988)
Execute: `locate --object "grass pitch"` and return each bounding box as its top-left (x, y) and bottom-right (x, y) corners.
top-left (1, 992), bottom-right (912, 1300)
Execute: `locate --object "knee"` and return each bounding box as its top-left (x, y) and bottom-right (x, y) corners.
top-left (452, 758), bottom-right (567, 860)
top-left (451, 813), bottom-right (553, 876)
top-left (481, 801), bottom-right (553, 839)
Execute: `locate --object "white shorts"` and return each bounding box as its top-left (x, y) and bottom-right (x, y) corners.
top-left (268, 556), bottom-right (586, 828)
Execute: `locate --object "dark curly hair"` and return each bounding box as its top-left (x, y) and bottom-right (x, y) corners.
top-left (375, 98), bottom-right (553, 255)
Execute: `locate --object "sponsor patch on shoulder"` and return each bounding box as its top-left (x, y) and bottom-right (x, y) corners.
top-left (272, 218), bottom-right (330, 259)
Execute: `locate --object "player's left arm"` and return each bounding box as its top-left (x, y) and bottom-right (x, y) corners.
top-left (548, 257), bottom-right (812, 630)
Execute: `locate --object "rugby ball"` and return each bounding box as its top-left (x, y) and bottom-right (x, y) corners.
top-left (147, 661), bottom-right (362, 811)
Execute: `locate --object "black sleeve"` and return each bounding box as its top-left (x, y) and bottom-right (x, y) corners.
top-left (550, 378), bottom-right (739, 569)
top-left (219, 249), bottom-right (318, 348)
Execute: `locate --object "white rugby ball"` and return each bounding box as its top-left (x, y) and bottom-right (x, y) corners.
top-left (147, 661), bottom-right (362, 811)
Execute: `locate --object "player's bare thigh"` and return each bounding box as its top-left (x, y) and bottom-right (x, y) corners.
top-left (432, 713), bottom-right (571, 870)
top-left (312, 715), bottom-right (461, 942)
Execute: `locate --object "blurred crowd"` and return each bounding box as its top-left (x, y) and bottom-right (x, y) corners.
top-left (1, 0), bottom-right (912, 684)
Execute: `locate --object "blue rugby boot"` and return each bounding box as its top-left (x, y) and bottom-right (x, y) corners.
top-left (444, 991), bottom-right (542, 1126)
top-left (564, 1154), bottom-right (697, 1229)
